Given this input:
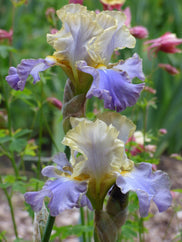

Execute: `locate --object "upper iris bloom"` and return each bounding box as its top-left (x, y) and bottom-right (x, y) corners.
top-left (25, 112), bottom-right (172, 217)
top-left (6, 4), bottom-right (145, 112)
top-left (145, 32), bottom-right (182, 56)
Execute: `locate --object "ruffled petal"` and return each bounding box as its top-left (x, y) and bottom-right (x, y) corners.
top-left (42, 152), bottom-right (73, 178)
top-left (116, 163), bottom-right (172, 217)
top-left (88, 11), bottom-right (135, 65)
top-left (25, 177), bottom-right (88, 216)
top-left (47, 178), bottom-right (88, 216)
top-left (24, 189), bottom-right (52, 213)
top-left (114, 53), bottom-right (145, 81)
top-left (47, 4), bottom-right (102, 67)
top-left (5, 57), bottom-right (55, 91)
top-left (97, 112), bottom-right (136, 143)
top-left (52, 152), bottom-right (73, 175)
top-left (62, 118), bottom-right (125, 181)
top-left (77, 61), bottom-right (144, 112)
top-left (77, 194), bottom-right (93, 210)
top-left (5, 67), bottom-right (20, 90)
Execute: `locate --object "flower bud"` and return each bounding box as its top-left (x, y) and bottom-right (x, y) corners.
top-left (158, 63), bottom-right (179, 75)
top-left (159, 128), bottom-right (167, 135)
top-left (46, 97), bottom-right (62, 110)
top-left (130, 26), bottom-right (148, 39)
top-left (94, 210), bottom-right (118, 242)
top-left (144, 86), bottom-right (156, 94)
top-left (33, 203), bottom-right (48, 242)
top-left (106, 185), bottom-right (129, 229)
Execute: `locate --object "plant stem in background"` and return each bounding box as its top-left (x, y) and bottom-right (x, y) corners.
top-left (1, 76), bottom-right (19, 177)
top-left (37, 80), bottom-right (44, 182)
top-left (0, 176), bottom-right (18, 239)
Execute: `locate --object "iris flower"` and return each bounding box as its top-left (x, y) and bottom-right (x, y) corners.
top-left (25, 112), bottom-right (172, 217)
top-left (6, 4), bottom-right (145, 112)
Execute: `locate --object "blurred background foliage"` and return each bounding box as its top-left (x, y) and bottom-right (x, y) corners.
top-left (0, 0), bottom-right (182, 156)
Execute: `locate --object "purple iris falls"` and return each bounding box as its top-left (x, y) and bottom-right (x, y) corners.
top-left (77, 53), bottom-right (145, 112)
top-left (24, 153), bottom-right (91, 216)
top-left (5, 58), bottom-right (55, 91)
top-left (116, 162), bottom-right (172, 217)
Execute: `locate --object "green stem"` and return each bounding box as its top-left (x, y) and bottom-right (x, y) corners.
top-left (1, 76), bottom-right (12, 136)
top-left (87, 209), bottom-right (92, 242)
top-left (138, 217), bottom-right (144, 242)
top-left (0, 176), bottom-right (18, 239)
top-left (80, 207), bottom-right (87, 242)
top-left (37, 81), bottom-right (44, 182)
top-left (43, 114), bottom-right (60, 152)
top-left (10, 154), bottom-right (19, 178)
top-left (41, 215), bottom-right (55, 242)
top-left (1, 76), bottom-right (19, 177)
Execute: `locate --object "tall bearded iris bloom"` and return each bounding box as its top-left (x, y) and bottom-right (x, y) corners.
top-left (6, 4), bottom-right (145, 112)
top-left (25, 112), bottom-right (172, 217)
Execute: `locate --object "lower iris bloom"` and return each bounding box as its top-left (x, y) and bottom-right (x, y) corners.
top-left (25, 112), bottom-right (172, 217)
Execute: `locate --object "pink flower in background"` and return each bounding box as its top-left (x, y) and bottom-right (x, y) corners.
top-left (100, 0), bottom-right (125, 10)
top-left (69, 0), bottom-right (83, 4)
top-left (45, 7), bottom-right (55, 16)
top-left (158, 63), bottom-right (179, 75)
top-left (145, 32), bottom-right (182, 55)
top-left (159, 128), bottom-right (167, 135)
top-left (130, 26), bottom-right (148, 39)
top-left (0, 29), bottom-right (13, 43)
top-left (50, 28), bottom-right (58, 34)
top-left (152, 164), bottom-right (157, 171)
top-left (123, 7), bottom-right (131, 27)
top-left (144, 86), bottom-right (156, 94)
top-left (126, 131), bottom-right (156, 157)
top-left (122, 7), bottom-right (148, 39)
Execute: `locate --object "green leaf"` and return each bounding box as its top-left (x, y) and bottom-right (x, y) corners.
top-left (0, 45), bottom-right (17, 58)
top-left (9, 138), bottom-right (27, 152)
top-left (0, 135), bottom-right (11, 144)
top-left (14, 129), bottom-right (31, 138)
top-left (51, 225), bottom-right (93, 240)
top-left (0, 231), bottom-right (7, 240)
top-left (0, 129), bottom-right (11, 144)
top-left (4, 175), bottom-right (16, 184)
top-left (12, 181), bottom-right (26, 193)
top-left (0, 183), bottom-right (10, 189)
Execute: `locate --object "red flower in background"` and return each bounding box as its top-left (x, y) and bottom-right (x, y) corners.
top-left (69, 0), bottom-right (83, 4)
top-left (145, 32), bottom-right (182, 56)
top-left (100, 0), bottom-right (125, 10)
top-left (0, 29), bottom-right (13, 43)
